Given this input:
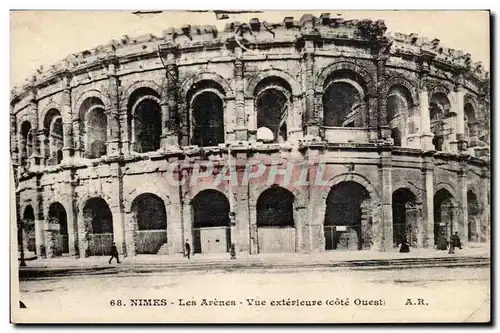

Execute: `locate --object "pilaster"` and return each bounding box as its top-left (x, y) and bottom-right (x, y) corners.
top-left (233, 47), bottom-right (247, 141)
top-left (379, 146), bottom-right (393, 251)
top-left (106, 62), bottom-right (121, 156)
top-left (422, 153), bottom-right (435, 248)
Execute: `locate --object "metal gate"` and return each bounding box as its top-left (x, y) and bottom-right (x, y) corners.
top-left (192, 227), bottom-right (231, 254)
top-left (88, 233), bottom-right (114, 256)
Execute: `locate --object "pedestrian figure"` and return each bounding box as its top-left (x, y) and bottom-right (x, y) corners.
top-left (451, 232), bottom-right (463, 249)
top-left (108, 242), bottom-right (121, 264)
top-left (184, 239), bottom-right (191, 259)
top-left (399, 236), bottom-right (410, 253)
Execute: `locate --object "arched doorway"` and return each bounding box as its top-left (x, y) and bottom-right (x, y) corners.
top-left (21, 205), bottom-right (36, 255)
top-left (191, 190), bottom-right (230, 254)
top-left (188, 80), bottom-right (226, 147)
top-left (82, 198), bottom-right (113, 256)
top-left (48, 202), bottom-right (69, 256)
top-left (386, 85), bottom-right (414, 147)
top-left (392, 188), bottom-right (418, 248)
top-left (430, 92), bottom-right (451, 152)
top-left (256, 186), bottom-right (295, 253)
top-left (128, 88), bottom-right (162, 153)
top-left (131, 193), bottom-right (167, 254)
top-left (467, 190), bottom-right (480, 242)
top-left (79, 97), bottom-right (107, 159)
top-left (434, 189), bottom-right (456, 250)
top-left (254, 77), bottom-right (292, 143)
top-left (324, 181), bottom-right (371, 251)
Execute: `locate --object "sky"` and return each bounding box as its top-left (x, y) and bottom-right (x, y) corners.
top-left (10, 10), bottom-right (490, 88)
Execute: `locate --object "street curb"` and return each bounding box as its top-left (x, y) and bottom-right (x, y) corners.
top-left (18, 255), bottom-right (490, 280)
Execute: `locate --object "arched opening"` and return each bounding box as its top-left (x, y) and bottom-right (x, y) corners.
top-left (82, 197), bottom-right (113, 256)
top-left (43, 109), bottom-right (63, 165)
top-left (128, 88), bottom-right (162, 153)
top-left (392, 188), bottom-right (418, 248)
top-left (324, 181), bottom-right (371, 251)
top-left (433, 189), bottom-right (456, 249)
top-left (79, 97), bottom-right (107, 159)
top-left (323, 70), bottom-right (367, 128)
top-left (20, 121), bottom-right (32, 167)
top-left (191, 190), bottom-right (230, 253)
top-left (387, 85), bottom-right (414, 147)
top-left (254, 77), bottom-right (291, 143)
top-left (21, 205), bottom-right (36, 255)
top-left (467, 190), bottom-right (480, 242)
top-left (131, 193), bottom-right (167, 254)
top-left (430, 92), bottom-right (451, 152)
top-left (48, 202), bottom-right (69, 256)
top-left (188, 80), bottom-right (226, 147)
top-left (256, 186), bottom-right (295, 253)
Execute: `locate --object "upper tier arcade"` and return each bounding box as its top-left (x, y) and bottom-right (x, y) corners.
top-left (11, 13), bottom-right (490, 176)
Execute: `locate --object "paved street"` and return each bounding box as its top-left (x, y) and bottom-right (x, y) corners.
top-left (17, 266), bottom-right (490, 323)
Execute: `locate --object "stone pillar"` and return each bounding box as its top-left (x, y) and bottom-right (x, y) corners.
top-left (66, 180), bottom-right (78, 257)
top-left (233, 48), bottom-right (247, 141)
top-left (167, 201), bottom-right (184, 254)
top-left (379, 148), bottom-right (393, 251)
top-left (61, 77), bottom-right (74, 162)
top-left (38, 130), bottom-right (46, 166)
top-left (302, 40), bottom-right (318, 137)
top-left (412, 203), bottom-right (424, 248)
top-left (119, 109), bottom-right (130, 155)
top-left (377, 56), bottom-right (391, 141)
top-left (419, 75), bottom-right (434, 150)
top-left (234, 161), bottom-right (250, 253)
top-left (457, 159), bottom-right (468, 246)
top-left (181, 169), bottom-right (193, 248)
top-left (124, 211), bottom-right (136, 256)
top-left (72, 111), bottom-right (81, 160)
top-left (107, 63), bottom-right (121, 156)
top-left (454, 81), bottom-right (467, 151)
top-left (34, 191), bottom-right (46, 258)
top-left (10, 113), bottom-right (18, 166)
top-left (480, 168), bottom-right (490, 243)
top-left (28, 90), bottom-right (40, 167)
top-left (422, 153), bottom-right (435, 248)
top-left (161, 53), bottom-right (180, 148)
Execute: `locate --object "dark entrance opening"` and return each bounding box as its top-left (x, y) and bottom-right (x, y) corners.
top-left (82, 198), bottom-right (114, 256)
top-left (256, 186), bottom-right (295, 253)
top-left (192, 190), bottom-right (230, 254)
top-left (392, 188), bottom-right (417, 248)
top-left (132, 193), bottom-right (167, 254)
top-left (48, 202), bottom-right (69, 256)
top-left (434, 189), bottom-right (455, 249)
top-left (324, 181), bottom-right (370, 251)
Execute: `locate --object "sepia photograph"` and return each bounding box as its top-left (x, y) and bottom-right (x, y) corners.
top-left (9, 9), bottom-right (491, 324)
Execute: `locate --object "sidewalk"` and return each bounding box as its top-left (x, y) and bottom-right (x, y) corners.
top-left (18, 243), bottom-right (490, 279)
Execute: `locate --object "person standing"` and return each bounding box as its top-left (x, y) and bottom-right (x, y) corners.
top-left (451, 232), bottom-right (463, 249)
top-left (109, 242), bottom-right (121, 264)
top-left (184, 239), bottom-right (191, 259)
top-left (399, 236), bottom-right (410, 253)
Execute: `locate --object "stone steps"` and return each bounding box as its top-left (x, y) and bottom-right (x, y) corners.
top-left (156, 243), bottom-right (169, 255)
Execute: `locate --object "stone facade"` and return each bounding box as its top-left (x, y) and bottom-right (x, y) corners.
top-left (11, 14), bottom-right (490, 259)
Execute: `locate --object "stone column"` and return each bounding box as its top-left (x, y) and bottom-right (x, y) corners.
top-left (302, 40), bottom-right (318, 137)
top-left (480, 168), bottom-right (490, 243)
top-left (66, 178), bottom-right (78, 257)
top-left (61, 76), bottom-right (74, 163)
top-left (379, 148), bottom-right (393, 251)
top-left (119, 108), bottom-right (130, 155)
top-left (419, 75), bottom-right (434, 150)
top-left (72, 110), bottom-right (81, 160)
top-left (107, 63), bottom-right (121, 156)
top-left (28, 90), bottom-right (40, 167)
top-left (422, 153), bottom-right (435, 248)
top-left (34, 191), bottom-right (46, 258)
top-left (454, 80), bottom-right (467, 151)
top-left (38, 130), bottom-right (46, 166)
top-left (233, 48), bottom-right (247, 141)
top-left (161, 53), bottom-right (180, 148)
top-left (10, 114), bottom-right (18, 166)
top-left (377, 56), bottom-right (391, 141)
